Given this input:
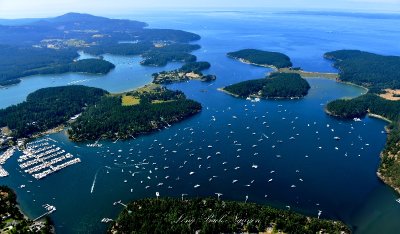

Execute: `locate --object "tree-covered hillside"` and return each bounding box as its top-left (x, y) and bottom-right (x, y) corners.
top-left (68, 86), bottom-right (202, 141)
top-left (227, 49), bottom-right (293, 68)
top-left (109, 197), bottom-right (350, 234)
top-left (0, 85), bottom-right (108, 138)
top-left (223, 73), bottom-right (310, 98)
top-left (325, 50), bottom-right (400, 93)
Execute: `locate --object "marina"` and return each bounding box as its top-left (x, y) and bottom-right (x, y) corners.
top-left (18, 138), bottom-right (81, 179)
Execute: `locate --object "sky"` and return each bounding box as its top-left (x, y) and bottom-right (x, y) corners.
top-left (0, 0), bottom-right (399, 18)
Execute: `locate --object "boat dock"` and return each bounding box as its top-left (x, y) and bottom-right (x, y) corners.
top-left (33, 204), bottom-right (56, 221)
top-left (18, 137), bottom-right (81, 179)
top-left (0, 146), bottom-right (16, 177)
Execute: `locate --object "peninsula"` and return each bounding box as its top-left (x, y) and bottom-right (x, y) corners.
top-left (0, 85), bottom-right (108, 138)
top-left (68, 84), bottom-right (202, 141)
top-left (109, 197), bottom-right (350, 234)
top-left (0, 84), bottom-right (202, 142)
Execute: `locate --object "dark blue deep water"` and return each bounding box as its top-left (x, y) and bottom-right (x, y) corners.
top-left (1, 11), bottom-right (400, 233)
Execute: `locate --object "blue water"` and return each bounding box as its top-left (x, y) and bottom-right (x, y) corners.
top-left (1, 10), bottom-right (400, 234)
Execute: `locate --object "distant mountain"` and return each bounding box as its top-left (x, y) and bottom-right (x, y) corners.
top-left (0, 13), bottom-right (200, 45)
top-left (0, 13), bottom-right (201, 86)
top-left (32, 12), bottom-right (148, 31)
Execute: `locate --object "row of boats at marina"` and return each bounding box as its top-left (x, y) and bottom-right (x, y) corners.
top-left (18, 137), bottom-right (81, 179)
top-left (0, 147), bottom-right (16, 177)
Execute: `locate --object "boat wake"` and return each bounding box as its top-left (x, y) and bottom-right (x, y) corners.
top-left (90, 167), bottom-right (103, 194)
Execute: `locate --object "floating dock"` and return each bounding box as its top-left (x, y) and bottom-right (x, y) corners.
top-left (18, 137), bottom-right (81, 179)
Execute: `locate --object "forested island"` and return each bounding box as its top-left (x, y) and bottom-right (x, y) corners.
top-left (0, 85), bottom-right (108, 138)
top-left (223, 73), bottom-right (310, 99)
top-left (0, 186), bottom-right (52, 233)
top-left (325, 50), bottom-right (400, 194)
top-left (227, 49), bottom-right (293, 69)
top-left (0, 13), bottom-right (202, 86)
top-left (68, 84), bottom-right (202, 141)
top-left (152, 61), bottom-right (216, 84)
top-left (109, 197), bottom-right (350, 234)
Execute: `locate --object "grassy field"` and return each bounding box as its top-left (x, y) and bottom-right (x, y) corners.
top-left (121, 95), bottom-right (140, 106)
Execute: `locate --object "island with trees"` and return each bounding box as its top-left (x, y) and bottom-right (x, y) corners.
top-left (0, 186), bottom-right (53, 233)
top-left (152, 61), bottom-right (216, 84)
top-left (222, 73), bottom-right (310, 99)
top-left (108, 197), bottom-right (350, 234)
top-left (68, 84), bottom-right (202, 141)
top-left (325, 50), bottom-right (400, 194)
top-left (0, 13), bottom-right (202, 87)
top-left (227, 49), bottom-right (293, 69)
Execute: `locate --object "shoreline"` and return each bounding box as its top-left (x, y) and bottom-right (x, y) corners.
top-left (325, 99), bottom-right (399, 195)
top-left (367, 113), bottom-right (392, 123)
top-left (217, 87), bottom-right (240, 98)
top-left (377, 170), bottom-right (400, 194)
top-left (217, 87), bottom-right (305, 100)
top-left (228, 55), bottom-right (340, 80)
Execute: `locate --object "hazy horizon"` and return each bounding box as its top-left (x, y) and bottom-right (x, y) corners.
top-left (0, 0), bottom-right (399, 19)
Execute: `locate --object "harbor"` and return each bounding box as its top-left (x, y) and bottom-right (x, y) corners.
top-left (0, 11), bottom-right (399, 234)
top-left (18, 137), bottom-right (81, 179)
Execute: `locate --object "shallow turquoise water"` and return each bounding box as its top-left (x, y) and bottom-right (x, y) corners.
top-left (1, 10), bottom-right (400, 234)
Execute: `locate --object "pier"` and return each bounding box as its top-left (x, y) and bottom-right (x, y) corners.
top-left (33, 204), bottom-right (56, 221)
top-left (113, 200), bottom-right (127, 208)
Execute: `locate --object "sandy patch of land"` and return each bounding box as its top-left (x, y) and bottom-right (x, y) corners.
top-left (379, 89), bottom-right (400, 101)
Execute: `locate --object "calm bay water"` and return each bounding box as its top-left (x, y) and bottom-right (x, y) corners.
top-left (1, 11), bottom-right (400, 234)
